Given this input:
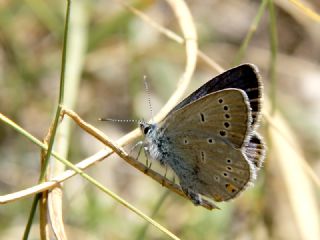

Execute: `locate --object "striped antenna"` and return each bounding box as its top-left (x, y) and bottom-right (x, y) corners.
top-left (144, 75), bottom-right (154, 122)
top-left (100, 76), bottom-right (153, 125)
top-left (98, 118), bottom-right (140, 123)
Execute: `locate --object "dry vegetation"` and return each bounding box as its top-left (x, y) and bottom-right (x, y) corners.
top-left (0, 0), bottom-right (320, 239)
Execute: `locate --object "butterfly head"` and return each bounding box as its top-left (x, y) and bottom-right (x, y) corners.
top-left (139, 121), bottom-right (156, 137)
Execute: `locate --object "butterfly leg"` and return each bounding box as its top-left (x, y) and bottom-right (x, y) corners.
top-left (162, 166), bottom-right (168, 186)
top-left (143, 146), bottom-right (153, 173)
top-left (145, 159), bottom-right (153, 173)
top-left (172, 175), bottom-right (176, 184)
top-left (129, 141), bottom-right (143, 160)
top-left (145, 151), bottom-right (150, 170)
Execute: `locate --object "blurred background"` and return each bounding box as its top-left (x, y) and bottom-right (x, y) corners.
top-left (0, 0), bottom-right (320, 239)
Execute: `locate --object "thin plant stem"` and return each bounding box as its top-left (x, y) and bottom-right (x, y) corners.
top-left (0, 108), bottom-right (217, 210)
top-left (135, 190), bottom-right (170, 240)
top-left (22, 0), bottom-right (71, 239)
top-left (0, 112), bottom-right (180, 240)
top-left (268, 0), bottom-right (278, 114)
top-left (288, 0), bottom-right (320, 22)
top-left (232, 0), bottom-right (268, 65)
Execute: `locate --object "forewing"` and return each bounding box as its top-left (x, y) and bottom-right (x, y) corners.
top-left (168, 64), bottom-right (262, 128)
top-left (162, 88), bottom-right (251, 148)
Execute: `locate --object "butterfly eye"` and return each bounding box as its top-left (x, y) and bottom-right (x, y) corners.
top-left (144, 126), bottom-right (150, 135)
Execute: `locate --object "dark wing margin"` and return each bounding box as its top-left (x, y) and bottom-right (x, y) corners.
top-left (244, 132), bottom-right (266, 170)
top-left (168, 64), bottom-right (263, 128)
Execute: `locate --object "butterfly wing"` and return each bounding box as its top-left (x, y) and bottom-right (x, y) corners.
top-left (168, 64), bottom-right (262, 128)
top-left (159, 89), bottom-right (254, 202)
top-left (162, 88), bottom-right (252, 148)
top-left (196, 142), bottom-right (254, 201)
top-left (165, 132), bottom-right (254, 201)
top-left (244, 132), bottom-right (266, 170)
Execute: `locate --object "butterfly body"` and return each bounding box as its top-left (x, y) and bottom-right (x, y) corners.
top-left (140, 64), bottom-right (266, 205)
top-left (140, 122), bottom-right (204, 204)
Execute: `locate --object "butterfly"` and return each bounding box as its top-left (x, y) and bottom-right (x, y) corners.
top-left (139, 64), bottom-right (265, 205)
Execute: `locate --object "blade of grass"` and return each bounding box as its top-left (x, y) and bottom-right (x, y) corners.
top-left (114, 0), bottom-right (223, 73)
top-left (232, 0), bottom-right (268, 66)
top-left (0, 108), bottom-right (217, 210)
top-left (22, 0), bottom-right (71, 239)
top-left (0, 113), bottom-right (180, 240)
top-left (88, 0), bottom-right (151, 51)
top-left (268, 0), bottom-right (278, 114)
top-left (47, 1), bottom-right (88, 238)
top-left (266, 105), bottom-right (320, 240)
top-left (154, 0), bottom-right (198, 121)
top-left (135, 190), bottom-right (170, 240)
top-left (288, 0), bottom-right (320, 22)
top-left (2, 0), bottom-right (219, 212)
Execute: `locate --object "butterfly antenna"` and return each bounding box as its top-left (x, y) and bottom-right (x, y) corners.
top-left (144, 75), bottom-right (154, 123)
top-left (99, 118), bottom-right (140, 123)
